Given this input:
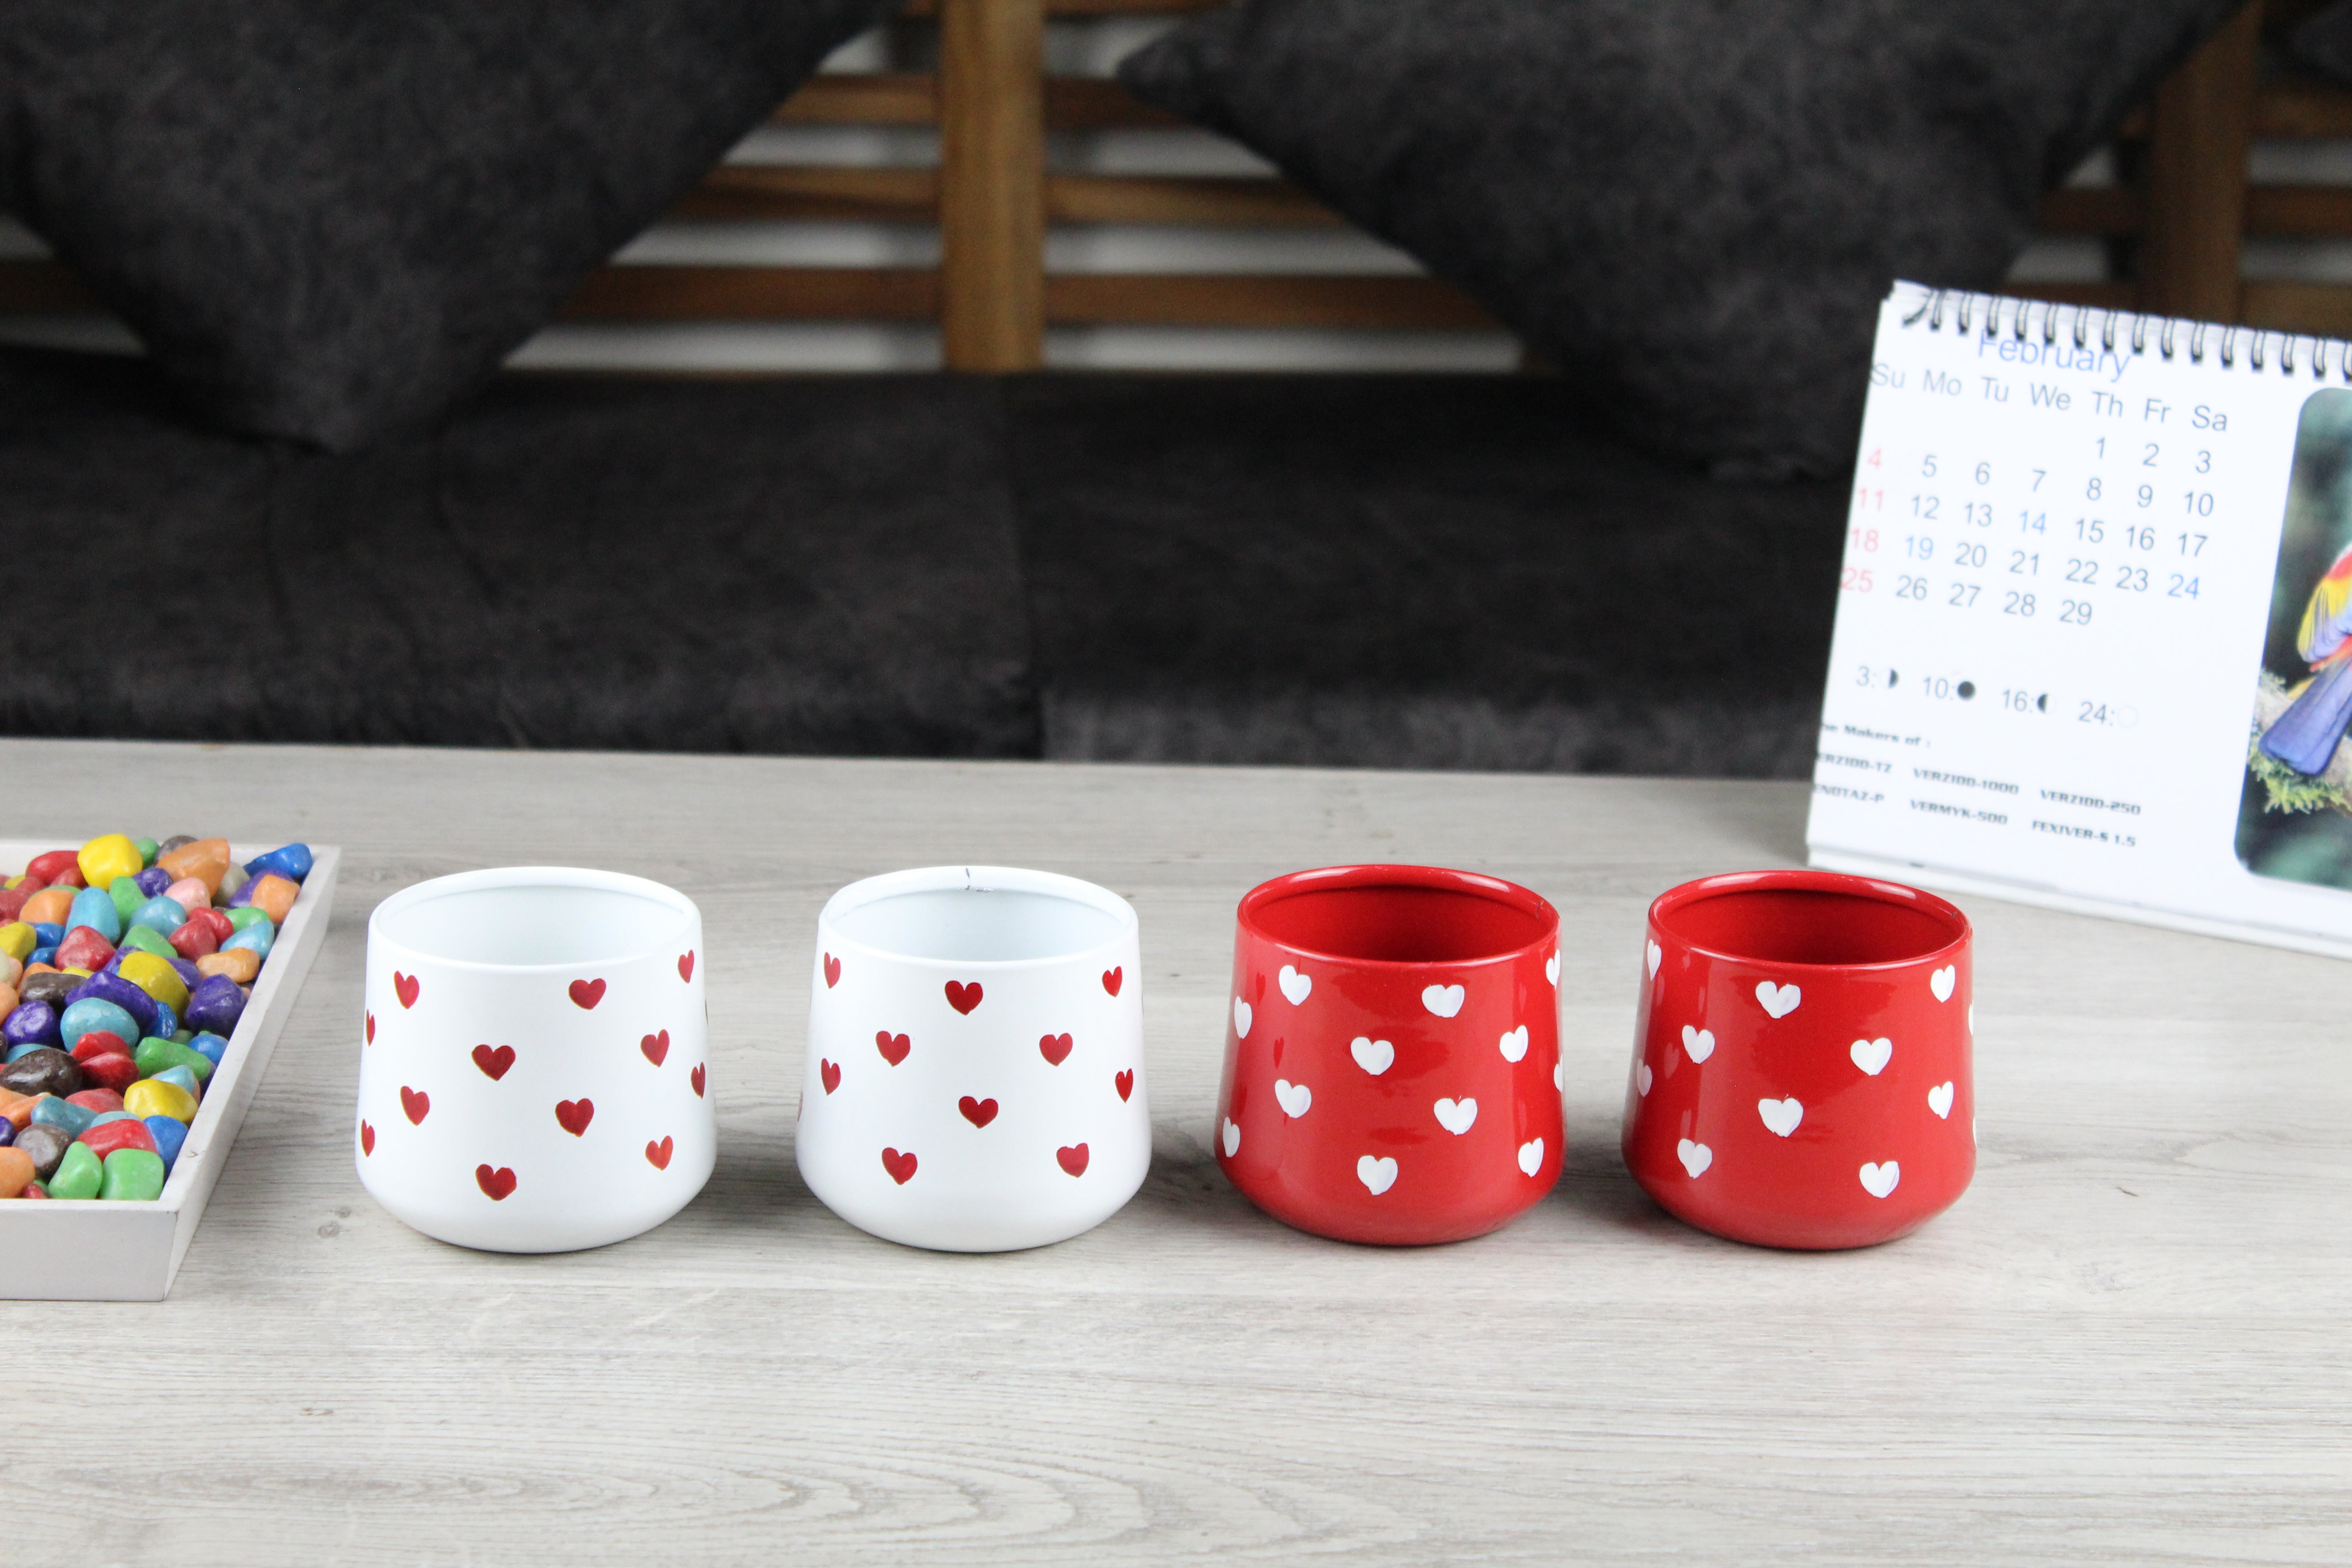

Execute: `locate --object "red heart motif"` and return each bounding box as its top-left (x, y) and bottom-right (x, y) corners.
top-left (1039, 1033), bottom-right (1073, 1066)
top-left (881, 1147), bottom-right (918, 1185)
top-left (692, 1063), bottom-right (708, 1098)
top-left (876, 1031), bottom-right (911, 1066)
top-left (945, 981), bottom-right (982, 1015)
top-left (1102, 966), bottom-right (1123, 997)
top-left (819, 1059), bottom-right (840, 1094)
top-left (1115, 1069), bottom-right (1134, 1102)
top-left (822, 952), bottom-right (841, 988)
top-left (645, 1136), bottom-right (674, 1171)
top-left (364, 1012), bottom-right (376, 1045)
top-left (1057, 1143), bottom-right (1090, 1177)
top-left (359, 1121), bottom-right (375, 1155)
top-left (569, 978), bottom-right (606, 1010)
top-left (678, 951), bottom-right (695, 983)
top-left (472, 1044), bottom-right (515, 1081)
top-left (641, 1029), bottom-right (670, 1067)
top-left (476, 1164), bottom-right (517, 1201)
top-left (555, 1098), bottom-right (594, 1136)
top-left (393, 972), bottom-right (419, 1009)
top-left (959, 1096), bottom-right (999, 1127)
top-left (400, 1086), bottom-right (430, 1125)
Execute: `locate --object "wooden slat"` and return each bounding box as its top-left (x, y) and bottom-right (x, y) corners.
top-left (1045, 77), bottom-right (1184, 130)
top-left (938, 0), bottom-right (1046, 368)
top-left (2247, 185), bottom-right (2352, 236)
top-left (556, 266), bottom-right (939, 321)
top-left (1044, 273), bottom-right (1496, 329)
top-left (2244, 280), bottom-right (2352, 335)
top-left (2252, 71), bottom-right (2352, 137)
top-left (0, 259), bottom-right (97, 312)
top-left (904, 0), bottom-right (1228, 14)
top-left (2034, 187), bottom-right (2141, 236)
top-left (2140, 0), bottom-right (2259, 322)
top-left (1046, 174), bottom-right (1340, 227)
top-left (773, 74), bottom-right (937, 127)
top-left (671, 166), bottom-right (937, 222)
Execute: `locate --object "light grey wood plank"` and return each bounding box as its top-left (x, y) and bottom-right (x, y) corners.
top-left (3, 740), bottom-right (2347, 1566)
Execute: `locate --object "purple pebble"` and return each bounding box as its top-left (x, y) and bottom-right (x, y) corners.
top-left (0, 1117), bottom-right (14, 1149)
top-left (184, 975), bottom-right (246, 1037)
top-left (167, 956), bottom-right (202, 989)
top-left (2, 1000), bottom-right (62, 1050)
top-left (224, 879), bottom-right (257, 910)
top-left (133, 866), bottom-right (174, 898)
top-left (66, 972), bottom-right (159, 1038)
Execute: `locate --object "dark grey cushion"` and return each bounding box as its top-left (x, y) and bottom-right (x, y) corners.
top-left (2292, 1), bottom-right (2352, 83)
top-left (0, 0), bottom-right (894, 450)
top-left (1120, 0), bottom-right (2238, 479)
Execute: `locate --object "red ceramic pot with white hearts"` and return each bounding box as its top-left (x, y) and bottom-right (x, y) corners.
top-left (1622, 869), bottom-right (1975, 1250)
top-left (1214, 865), bottom-right (1562, 1245)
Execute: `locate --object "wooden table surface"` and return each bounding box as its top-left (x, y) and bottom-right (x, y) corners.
top-left (5, 740), bottom-right (2348, 1566)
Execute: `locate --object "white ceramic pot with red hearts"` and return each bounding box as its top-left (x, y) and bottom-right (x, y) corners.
top-left (798, 865), bottom-right (1147, 1252)
top-left (358, 867), bottom-right (714, 1252)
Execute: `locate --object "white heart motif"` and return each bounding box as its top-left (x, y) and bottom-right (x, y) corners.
top-left (1498, 1025), bottom-right (1529, 1063)
top-left (1676, 1138), bottom-right (1713, 1178)
top-left (1850, 1037), bottom-right (1893, 1076)
top-left (1278, 965), bottom-right (1312, 1005)
top-left (1350, 1036), bottom-right (1395, 1075)
top-left (1757, 1097), bottom-right (1803, 1137)
top-left (1220, 1118), bottom-right (1240, 1157)
top-left (1636, 1062), bottom-right (1653, 1096)
top-left (1555, 1061), bottom-right (1567, 1092)
top-left (1433, 1097), bottom-right (1477, 1135)
top-left (1232, 997), bottom-right (1252, 1039)
top-left (1274, 1079), bottom-right (1312, 1118)
top-left (1969, 1003), bottom-right (1976, 1037)
top-left (1545, 951), bottom-right (1560, 986)
top-left (1357, 1155), bottom-right (1398, 1196)
top-left (1681, 1024), bottom-right (1715, 1063)
top-left (1517, 1138), bottom-right (1544, 1176)
top-left (1755, 981), bottom-right (1801, 1019)
top-left (1646, 939), bottom-right (1662, 977)
top-left (1859, 1161), bottom-right (1901, 1199)
top-left (1930, 964), bottom-right (1956, 1002)
top-left (1421, 983), bottom-right (1465, 1019)
top-left (1928, 1081), bottom-right (1955, 1119)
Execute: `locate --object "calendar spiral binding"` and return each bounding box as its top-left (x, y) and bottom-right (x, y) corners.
top-left (1897, 282), bottom-right (2352, 382)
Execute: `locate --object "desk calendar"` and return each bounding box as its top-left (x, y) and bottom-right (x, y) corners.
top-left (1808, 282), bottom-right (2352, 959)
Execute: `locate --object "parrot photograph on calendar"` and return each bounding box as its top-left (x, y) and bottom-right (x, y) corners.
top-left (2241, 388), bottom-right (2352, 891)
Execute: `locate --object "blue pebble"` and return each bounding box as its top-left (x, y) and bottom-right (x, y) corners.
top-left (167, 956), bottom-right (202, 989)
top-left (132, 866), bottom-right (173, 898)
top-left (66, 972), bottom-right (158, 1037)
top-left (30, 1098), bottom-right (98, 1136)
top-left (65, 887), bottom-right (122, 944)
top-left (4, 1041), bottom-right (49, 1063)
top-left (223, 923), bottom-right (275, 960)
top-left (183, 975), bottom-right (245, 1037)
top-left (59, 996), bottom-right (140, 1050)
top-left (187, 1033), bottom-right (228, 1069)
top-left (86, 1110), bottom-right (135, 1127)
top-left (128, 895), bottom-right (187, 936)
top-left (242, 843), bottom-right (313, 883)
top-left (27, 947), bottom-right (55, 967)
top-left (144, 1115), bottom-right (186, 1173)
top-left (153, 1065), bottom-right (201, 1099)
top-left (151, 1002), bottom-right (177, 1039)
top-left (30, 922), bottom-right (63, 948)
top-left (2, 1001), bottom-right (61, 1050)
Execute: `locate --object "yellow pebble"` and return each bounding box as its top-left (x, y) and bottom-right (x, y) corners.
top-left (0, 982), bottom-right (15, 1020)
top-left (123, 1079), bottom-right (200, 1123)
top-left (196, 948), bottom-right (260, 984)
top-left (77, 833), bottom-right (142, 892)
top-left (0, 922), bottom-right (32, 963)
top-left (0, 953), bottom-right (18, 986)
top-left (116, 951), bottom-right (191, 1013)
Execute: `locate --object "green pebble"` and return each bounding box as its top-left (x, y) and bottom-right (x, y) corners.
top-left (118, 925), bottom-right (175, 959)
top-left (100, 1148), bottom-right (166, 1201)
top-left (224, 907), bottom-right (273, 935)
top-left (48, 1142), bottom-right (102, 1200)
top-left (108, 877), bottom-right (144, 925)
top-left (172, 1029), bottom-right (195, 1044)
top-left (135, 1036), bottom-right (215, 1084)
top-left (133, 837), bottom-right (159, 868)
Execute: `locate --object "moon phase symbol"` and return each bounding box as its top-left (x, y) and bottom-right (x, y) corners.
top-left (2036, 693), bottom-right (2049, 712)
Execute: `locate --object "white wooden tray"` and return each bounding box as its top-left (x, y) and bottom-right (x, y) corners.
top-left (0, 840), bottom-right (338, 1299)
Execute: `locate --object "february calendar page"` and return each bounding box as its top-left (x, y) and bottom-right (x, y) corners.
top-left (1807, 282), bottom-right (2352, 958)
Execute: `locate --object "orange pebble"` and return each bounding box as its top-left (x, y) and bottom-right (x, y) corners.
top-left (0, 981), bottom-right (15, 1019)
top-left (197, 947), bottom-right (261, 984)
top-left (156, 838), bottom-right (232, 897)
top-left (0, 1146), bottom-right (34, 1198)
top-left (0, 1091), bottom-right (42, 1132)
top-left (21, 962), bottom-right (58, 979)
top-left (20, 887), bottom-right (74, 926)
top-left (247, 874), bottom-right (298, 925)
